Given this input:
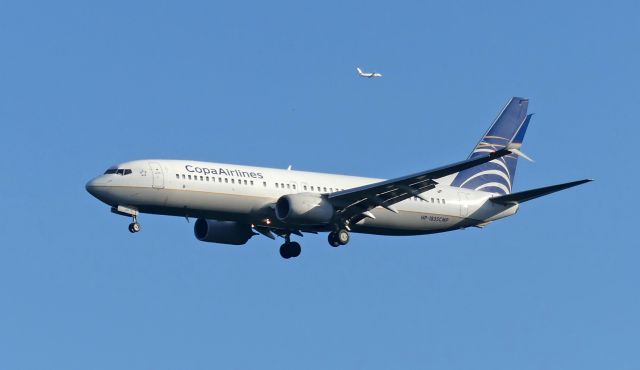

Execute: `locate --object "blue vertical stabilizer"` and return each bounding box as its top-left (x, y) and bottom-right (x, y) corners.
top-left (450, 97), bottom-right (530, 194)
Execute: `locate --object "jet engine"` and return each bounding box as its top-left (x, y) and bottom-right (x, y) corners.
top-left (194, 219), bottom-right (255, 245)
top-left (275, 193), bottom-right (334, 225)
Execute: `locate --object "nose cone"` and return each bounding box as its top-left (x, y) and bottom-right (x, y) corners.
top-left (85, 177), bottom-right (100, 197)
top-left (85, 176), bottom-right (111, 203)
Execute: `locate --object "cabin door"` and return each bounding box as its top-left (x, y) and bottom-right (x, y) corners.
top-left (149, 162), bottom-right (165, 189)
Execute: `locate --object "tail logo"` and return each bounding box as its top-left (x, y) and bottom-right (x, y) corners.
top-left (450, 97), bottom-right (531, 195)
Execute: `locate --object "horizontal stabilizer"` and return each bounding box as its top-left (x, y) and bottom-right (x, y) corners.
top-left (490, 179), bottom-right (593, 204)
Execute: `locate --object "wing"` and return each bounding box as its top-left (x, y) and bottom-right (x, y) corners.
top-left (328, 148), bottom-right (513, 225)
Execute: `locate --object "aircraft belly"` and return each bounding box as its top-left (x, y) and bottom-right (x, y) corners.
top-left (127, 187), bottom-right (272, 222)
top-left (352, 209), bottom-right (467, 236)
top-left (111, 186), bottom-right (477, 235)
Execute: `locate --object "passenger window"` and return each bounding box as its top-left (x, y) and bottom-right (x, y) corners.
top-left (303, 185), bottom-right (307, 190)
top-left (275, 183), bottom-right (279, 188)
top-left (182, 174), bottom-right (185, 179)
top-left (281, 183), bottom-right (284, 189)
top-left (200, 176), bottom-right (203, 181)
top-left (206, 177), bottom-right (209, 181)
top-left (431, 198), bottom-right (434, 203)
top-left (286, 184), bottom-right (290, 189)
top-left (292, 184), bottom-right (296, 190)
top-left (310, 186), bottom-right (314, 191)
top-left (330, 188), bottom-right (333, 192)
top-left (250, 181), bottom-right (254, 186)
top-left (225, 178), bottom-right (228, 183)
top-left (176, 174), bottom-right (180, 179)
top-left (442, 199), bottom-right (446, 204)
top-left (323, 187), bottom-right (327, 192)
top-left (244, 180), bottom-right (248, 185)
top-left (263, 182), bottom-right (267, 187)
top-left (231, 179), bottom-right (235, 184)
top-left (188, 175), bottom-right (192, 180)
top-left (437, 198), bottom-right (440, 204)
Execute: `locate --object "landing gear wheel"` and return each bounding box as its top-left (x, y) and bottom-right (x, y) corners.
top-left (280, 241), bottom-right (302, 259)
top-left (289, 242), bottom-right (301, 257)
top-left (328, 232), bottom-right (340, 247)
top-left (128, 222), bottom-right (141, 233)
top-left (279, 244), bottom-right (291, 259)
top-left (337, 229), bottom-right (350, 245)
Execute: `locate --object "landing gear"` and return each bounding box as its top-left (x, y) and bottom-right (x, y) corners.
top-left (128, 215), bottom-right (141, 233)
top-left (328, 228), bottom-right (350, 247)
top-left (128, 222), bottom-right (141, 233)
top-left (279, 241), bottom-right (301, 259)
top-left (328, 233), bottom-right (340, 247)
top-left (337, 228), bottom-right (350, 245)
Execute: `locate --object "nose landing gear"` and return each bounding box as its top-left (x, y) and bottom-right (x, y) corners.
top-left (128, 215), bottom-right (141, 233)
top-left (111, 206), bottom-right (141, 234)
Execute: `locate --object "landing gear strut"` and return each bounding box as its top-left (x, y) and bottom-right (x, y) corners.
top-left (128, 215), bottom-right (141, 233)
top-left (279, 235), bottom-right (301, 259)
top-left (328, 228), bottom-right (350, 247)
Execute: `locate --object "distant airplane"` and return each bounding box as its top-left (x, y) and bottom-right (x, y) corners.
top-left (86, 97), bottom-right (592, 259)
top-left (357, 67), bottom-right (382, 78)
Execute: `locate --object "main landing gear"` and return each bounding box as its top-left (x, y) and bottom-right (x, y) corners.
top-left (128, 215), bottom-right (141, 233)
top-left (280, 235), bottom-right (301, 259)
top-left (277, 226), bottom-right (350, 259)
top-left (328, 228), bottom-right (350, 247)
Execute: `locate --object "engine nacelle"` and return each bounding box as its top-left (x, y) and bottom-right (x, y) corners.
top-left (275, 193), bottom-right (334, 225)
top-left (194, 219), bottom-right (254, 245)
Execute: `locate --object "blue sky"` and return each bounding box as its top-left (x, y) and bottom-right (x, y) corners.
top-left (0, 0), bottom-right (637, 369)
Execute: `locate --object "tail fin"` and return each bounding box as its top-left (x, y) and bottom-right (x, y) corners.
top-left (450, 97), bottom-right (530, 195)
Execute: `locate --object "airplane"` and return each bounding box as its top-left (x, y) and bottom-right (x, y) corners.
top-left (86, 97), bottom-right (591, 259)
top-left (357, 67), bottom-right (382, 78)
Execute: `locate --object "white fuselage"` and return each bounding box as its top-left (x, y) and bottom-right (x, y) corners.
top-left (86, 159), bottom-right (519, 236)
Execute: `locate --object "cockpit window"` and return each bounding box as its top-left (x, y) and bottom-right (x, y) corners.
top-left (105, 168), bottom-right (132, 175)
